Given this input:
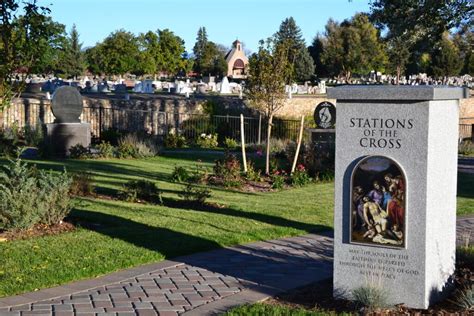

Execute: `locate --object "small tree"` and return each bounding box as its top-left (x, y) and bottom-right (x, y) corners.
top-left (0, 0), bottom-right (59, 109)
top-left (246, 39), bottom-right (292, 174)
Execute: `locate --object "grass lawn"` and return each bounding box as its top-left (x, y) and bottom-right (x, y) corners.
top-left (0, 151), bottom-right (472, 297)
top-left (0, 151), bottom-right (333, 297)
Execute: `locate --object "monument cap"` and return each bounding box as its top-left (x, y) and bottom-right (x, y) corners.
top-left (328, 85), bottom-right (467, 101)
top-left (51, 86), bottom-right (83, 123)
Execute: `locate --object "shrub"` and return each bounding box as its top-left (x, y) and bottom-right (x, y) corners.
top-left (70, 172), bottom-right (94, 197)
top-left (101, 128), bottom-right (122, 146)
top-left (271, 170), bottom-right (287, 190)
top-left (190, 161), bottom-right (209, 184)
top-left (117, 134), bottom-right (158, 158)
top-left (36, 170), bottom-right (73, 226)
top-left (352, 285), bottom-right (389, 310)
top-left (69, 144), bottom-right (90, 159)
top-left (0, 157), bottom-right (72, 230)
top-left (179, 183), bottom-right (211, 204)
top-left (224, 137), bottom-right (238, 149)
top-left (96, 141), bottom-right (115, 158)
top-left (456, 245), bottom-right (474, 270)
top-left (316, 169), bottom-right (335, 182)
top-left (24, 124), bottom-right (43, 147)
top-left (121, 180), bottom-right (162, 204)
top-left (164, 133), bottom-right (186, 148)
top-left (291, 164), bottom-right (312, 187)
top-left (196, 133), bottom-right (218, 149)
top-left (459, 140), bottom-right (474, 156)
top-left (171, 166), bottom-right (190, 182)
top-left (449, 283), bottom-right (474, 311)
top-left (214, 151), bottom-right (242, 187)
top-left (246, 161), bottom-right (262, 182)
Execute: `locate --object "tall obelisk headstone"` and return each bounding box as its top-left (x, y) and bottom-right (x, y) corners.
top-left (328, 86), bottom-right (466, 309)
top-left (46, 86), bottom-right (91, 156)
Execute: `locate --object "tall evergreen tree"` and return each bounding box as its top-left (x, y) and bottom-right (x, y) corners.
top-left (192, 27), bottom-right (208, 74)
top-left (58, 24), bottom-right (85, 78)
top-left (308, 34), bottom-right (328, 78)
top-left (275, 17), bottom-right (313, 82)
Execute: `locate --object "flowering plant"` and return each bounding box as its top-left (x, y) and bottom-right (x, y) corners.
top-left (196, 133), bottom-right (218, 148)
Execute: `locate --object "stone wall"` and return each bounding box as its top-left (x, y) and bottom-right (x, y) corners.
top-left (1, 93), bottom-right (472, 137)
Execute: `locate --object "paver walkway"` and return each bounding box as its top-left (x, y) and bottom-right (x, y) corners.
top-left (0, 216), bottom-right (472, 316)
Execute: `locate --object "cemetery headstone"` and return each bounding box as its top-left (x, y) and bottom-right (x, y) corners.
top-left (328, 85), bottom-right (466, 309)
top-left (46, 86), bottom-right (91, 156)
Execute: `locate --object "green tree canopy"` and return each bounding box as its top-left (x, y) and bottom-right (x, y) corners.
top-left (155, 29), bottom-right (186, 75)
top-left (0, 0), bottom-right (63, 106)
top-left (321, 14), bottom-right (387, 81)
top-left (430, 33), bottom-right (463, 77)
top-left (308, 34), bottom-right (328, 78)
top-left (192, 27), bottom-right (227, 77)
top-left (100, 30), bottom-right (140, 76)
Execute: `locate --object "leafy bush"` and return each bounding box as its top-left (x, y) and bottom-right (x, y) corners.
top-left (196, 133), bottom-right (218, 149)
top-left (459, 140), bottom-right (474, 156)
top-left (24, 124), bottom-right (44, 147)
top-left (0, 157), bottom-right (72, 230)
top-left (291, 164), bottom-right (312, 187)
top-left (190, 161), bottom-right (209, 184)
top-left (96, 141), bottom-right (115, 158)
top-left (68, 144), bottom-right (90, 159)
top-left (121, 180), bottom-right (162, 204)
top-left (70, 172), bottom-right (94, 197)
top-left (271, 170), bottom-right (286, 190)
top-left (179, 183), bottom-right (211, 204)
top-left (214, 151), bottom-right (242, 187)
top-left (224, 137), bottom-right (238, 149)
top-left (246, 161), bottom-right (262, 182)
top-left (316, 169), bottom-right (335, 182)
top-left (164, 133), bottom-right (186, 148)
top-left (171, 166), bottom-right (190, 182)
top-left (352, 285), bottom-right (389, 310)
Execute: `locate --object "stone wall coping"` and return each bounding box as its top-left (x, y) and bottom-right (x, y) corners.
top-left (328, 85), bottom-right (468, 101)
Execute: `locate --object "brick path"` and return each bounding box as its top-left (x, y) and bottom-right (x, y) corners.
top-left (0, 217), bottom-right (471, 316)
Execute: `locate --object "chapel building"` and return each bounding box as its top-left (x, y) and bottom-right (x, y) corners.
top-left (225, 40), bottom-right (248, 79)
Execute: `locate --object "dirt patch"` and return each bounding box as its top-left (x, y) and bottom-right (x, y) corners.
top-left (0, 221), bottom-right (76, 241)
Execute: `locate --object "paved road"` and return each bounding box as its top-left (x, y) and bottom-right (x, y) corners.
top-left (0, 216), bottom-right (472, 316)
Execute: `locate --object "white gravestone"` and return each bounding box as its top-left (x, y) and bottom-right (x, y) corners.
top-left (328, 86), bottom-right (467, 309)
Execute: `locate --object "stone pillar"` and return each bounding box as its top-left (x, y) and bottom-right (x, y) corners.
top-left (328, 86), bottom-right (466, 309)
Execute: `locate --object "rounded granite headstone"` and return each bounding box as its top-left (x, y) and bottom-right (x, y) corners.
top-left (51, 86), bottom-right (83, 123)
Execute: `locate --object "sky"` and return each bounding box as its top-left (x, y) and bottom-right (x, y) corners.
top-left (37, 0), bottom-right (371, 53)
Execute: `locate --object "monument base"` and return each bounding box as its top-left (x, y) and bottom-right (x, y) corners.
top-left (46, 123), bottom-right (91, 157)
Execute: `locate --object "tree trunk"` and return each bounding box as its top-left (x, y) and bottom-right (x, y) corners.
top-left (396, 65), bottom-right (401, 85)
top-left (265, 114), bottom-right (273, 175)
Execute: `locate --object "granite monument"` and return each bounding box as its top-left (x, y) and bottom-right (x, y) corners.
top-left (328, 85), bottom-right (466, 309)
top-left (46, 86), bottom-right (91, 156)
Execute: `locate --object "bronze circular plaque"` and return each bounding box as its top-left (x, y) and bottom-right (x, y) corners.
top-left (314, 101), bottom-right (336, 129)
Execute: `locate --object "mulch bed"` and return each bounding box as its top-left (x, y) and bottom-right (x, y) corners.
top-left (265, 269), bottom-right (473, 315)
top-left (207, 175), bottom-right (290, 193)
top-left (0, 221), bottom-right (76, 242)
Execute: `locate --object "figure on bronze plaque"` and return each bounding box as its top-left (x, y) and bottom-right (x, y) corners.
top-left (350, 156), bottom-right (406, 247)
